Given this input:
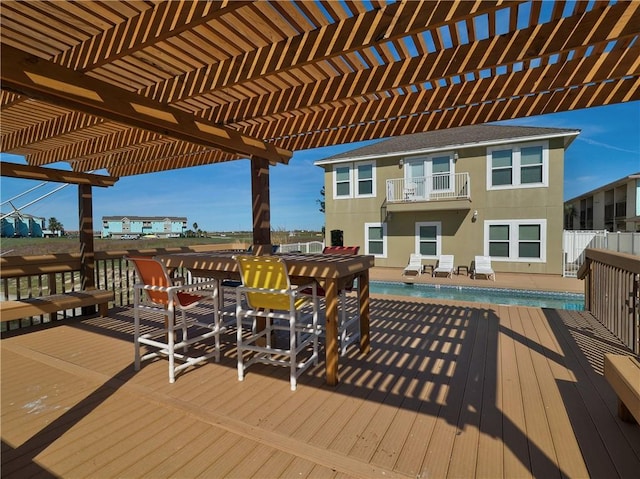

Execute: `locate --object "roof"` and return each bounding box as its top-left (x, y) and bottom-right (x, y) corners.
top-left (315, 124), bottom-right (580, 164)
top-left (0, 1), bottom-right (638, 177)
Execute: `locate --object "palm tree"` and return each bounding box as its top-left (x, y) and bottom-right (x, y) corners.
top-left (564, 203), bottom-right (578, 229)
top-left (192, 222), bottom-right (198, 237)
top-left (48, 217), bottom-right (63, 235)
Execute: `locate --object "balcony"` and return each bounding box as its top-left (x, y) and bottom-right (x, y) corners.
top-left (386, 172), bottom-right (471, 212)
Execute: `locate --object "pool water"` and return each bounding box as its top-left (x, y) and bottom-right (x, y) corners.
top-left (370, 281), bottom-right (584, 310)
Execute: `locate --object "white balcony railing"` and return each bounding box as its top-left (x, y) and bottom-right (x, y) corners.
top-left (386, 172), bottom-right (470, 203)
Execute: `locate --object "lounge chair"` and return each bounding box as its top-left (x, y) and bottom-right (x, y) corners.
top-left (432, 254), bottom-right (454, 278)
top-left (403, 253), bottom-right (423, 276)
top-left (473, 255), bottom-right (496, 281)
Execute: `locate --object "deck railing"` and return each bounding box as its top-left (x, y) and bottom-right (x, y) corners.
top-left (0, 244), bottom-right (243, 332)
top-left (386, 172), bottom-right (470, 203)
top-left (578, 248), bottom-right (640, 354)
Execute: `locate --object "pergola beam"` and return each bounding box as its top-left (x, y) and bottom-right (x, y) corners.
top-left (0, 161), bottom-right (118, 187)
top-left (1, 45), bottom-right (292, 165)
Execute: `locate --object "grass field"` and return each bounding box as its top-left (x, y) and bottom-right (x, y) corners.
top-left (0, 232), bottom-right (322, 256)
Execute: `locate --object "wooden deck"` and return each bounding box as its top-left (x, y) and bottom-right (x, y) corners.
top-left (2, 293), bottom-right (639, 478)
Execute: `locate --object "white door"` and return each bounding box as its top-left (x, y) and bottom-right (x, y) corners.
top-left (404, 160), bottom-right (425, 200)
top-left (405, 155), bottom-right (453, 200)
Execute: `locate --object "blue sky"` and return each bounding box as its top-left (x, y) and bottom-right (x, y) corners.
top-left (1, 101), bottom-right (638, 233)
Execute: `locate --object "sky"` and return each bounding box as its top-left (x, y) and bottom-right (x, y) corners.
top-left (1, 101), bottom-right (639, 233)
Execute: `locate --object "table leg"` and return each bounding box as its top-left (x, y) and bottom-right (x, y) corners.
top-left (358, 269), bottom-right (371, 354)
top-left (324, 278), bottom-right (339, 386)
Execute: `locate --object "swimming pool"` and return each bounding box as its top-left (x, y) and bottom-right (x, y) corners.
top-left (370, 281), bottom-right (584, 310)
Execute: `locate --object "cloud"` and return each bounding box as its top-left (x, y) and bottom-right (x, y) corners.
top-left (576, 137), bottom-right (639, 154)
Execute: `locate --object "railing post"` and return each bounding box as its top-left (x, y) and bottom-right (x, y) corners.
top-left (634, 273), bottom-right (639, 355)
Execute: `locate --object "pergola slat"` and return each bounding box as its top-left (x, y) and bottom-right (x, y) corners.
top-left (0, 0), bottom-right (636, 178)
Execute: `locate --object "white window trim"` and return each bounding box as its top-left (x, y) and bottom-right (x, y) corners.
top-left (355, 160), bottom-right (376, 198)
top-left (365, 222), bottom-right (387, 258)
top-left (414, 221), bottom-right (442, 259)
top-left (486, 140), bottom-right (549, 190)
top-left (333, 164), bottom-right (353, 199)
top-left (484, 219), bottom-right (547, 262)
top-left (333, 161), bottom-right (377, 199)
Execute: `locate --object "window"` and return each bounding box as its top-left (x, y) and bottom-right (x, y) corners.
top-left (488, 224), bottom-right (510, 257)
top-left (520, 146), bottom-right (543, 183)
top-left (487, 141), bottom-right (548, 189)
top-left (518, 224), bottom-right (541, 258)
top-left (484, 220), bottom-right (546, 261)
top-left (431, 156), bottom-right (451, 191)
top-left (365, 222), bottom-right (387, 257)
top-left (490, 149), bottom-right (513, 186)
top-left (334, 166), bottom-right (351, 198)
top-left (333, 161), bottom-right (376, 199)
top-left (356, 162), bottom-right (375, 196)
top-left (415, 221), bottom-right (441, 257)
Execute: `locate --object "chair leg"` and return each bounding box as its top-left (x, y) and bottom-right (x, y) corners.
top-left (290, 311), bottom-right (297, 391)
top-left (212, 282), bottom-right (222, 362)
top-left (339, 292), bottom-right (348, 356)
top-left (236, 299), bottom-right (245, 382)
top-left (181, 309), bottom-right (189, 353)
top-left (134, 288), bottom-right (141, 371)
top-left (167, 308), bottom-right (176, 384)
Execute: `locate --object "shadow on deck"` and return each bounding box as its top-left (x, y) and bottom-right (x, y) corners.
top-left (2, 296), bottom-right (639, 478)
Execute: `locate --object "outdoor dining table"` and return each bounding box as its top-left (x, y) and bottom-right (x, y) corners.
top-left (156, 251), bottom-right (375, 386)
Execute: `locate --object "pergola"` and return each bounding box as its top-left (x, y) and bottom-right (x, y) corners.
top-left (1, 0), bottom-right (639, 250)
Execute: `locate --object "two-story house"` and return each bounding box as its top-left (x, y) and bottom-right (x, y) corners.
top-left (315, 124), bottom-right (580, 275)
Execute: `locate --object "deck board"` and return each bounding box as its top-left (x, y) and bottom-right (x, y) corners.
top-left (2, 296), bottom-right (640, 479)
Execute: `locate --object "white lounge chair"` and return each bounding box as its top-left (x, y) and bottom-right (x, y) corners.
top-left (403, 253), bottom-right (423, 276)
top-left (432, 254), bottom-right (454, 278)
top-left (473, 256), bottom-right (496, 281)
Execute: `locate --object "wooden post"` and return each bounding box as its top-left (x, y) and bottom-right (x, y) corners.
top-left (78, 184), bottom-right (97, 315)
top-left (250, 157), bottom-right (272, 255)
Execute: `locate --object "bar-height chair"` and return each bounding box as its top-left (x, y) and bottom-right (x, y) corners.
top-left (126, 256), bottom-right (224, 383)
top-left (301, 246), bottom-right (361, 356)
top-left (234, 255), bottom-right (319, 391)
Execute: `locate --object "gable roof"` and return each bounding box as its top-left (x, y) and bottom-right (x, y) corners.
top-left (315, 124), bottom-right (580, 165)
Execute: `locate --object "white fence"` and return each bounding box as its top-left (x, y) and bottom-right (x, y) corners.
top-left (563, 230), bottom-right (640, 277)
top-left (279, 241), bottom-right (325, 253)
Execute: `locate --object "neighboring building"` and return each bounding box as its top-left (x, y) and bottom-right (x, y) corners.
top-left (102, 216), bottom-right (187, 238)
top-left (564, 173), bottom-right (640, 232)
top-left (1, 212), bottom-right (45, 237)
top-left (315, 124), bottom-right (580, 275)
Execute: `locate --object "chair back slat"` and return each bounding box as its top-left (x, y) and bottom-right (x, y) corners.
top-left (126, 256), bottom-right (171, 305)
top-left (235, 256), bottom-right (295, 310)
top-left (439, 255), bottom-right (454, 268)
top-left (475, 256), bottom-right (492, 269)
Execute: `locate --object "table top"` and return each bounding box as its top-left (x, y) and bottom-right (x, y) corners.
top-left (156, 251), bottom-right (375, 280)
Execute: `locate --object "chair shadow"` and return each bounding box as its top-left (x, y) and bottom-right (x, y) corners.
top-left (7, 297), bottom-right (632, 477)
